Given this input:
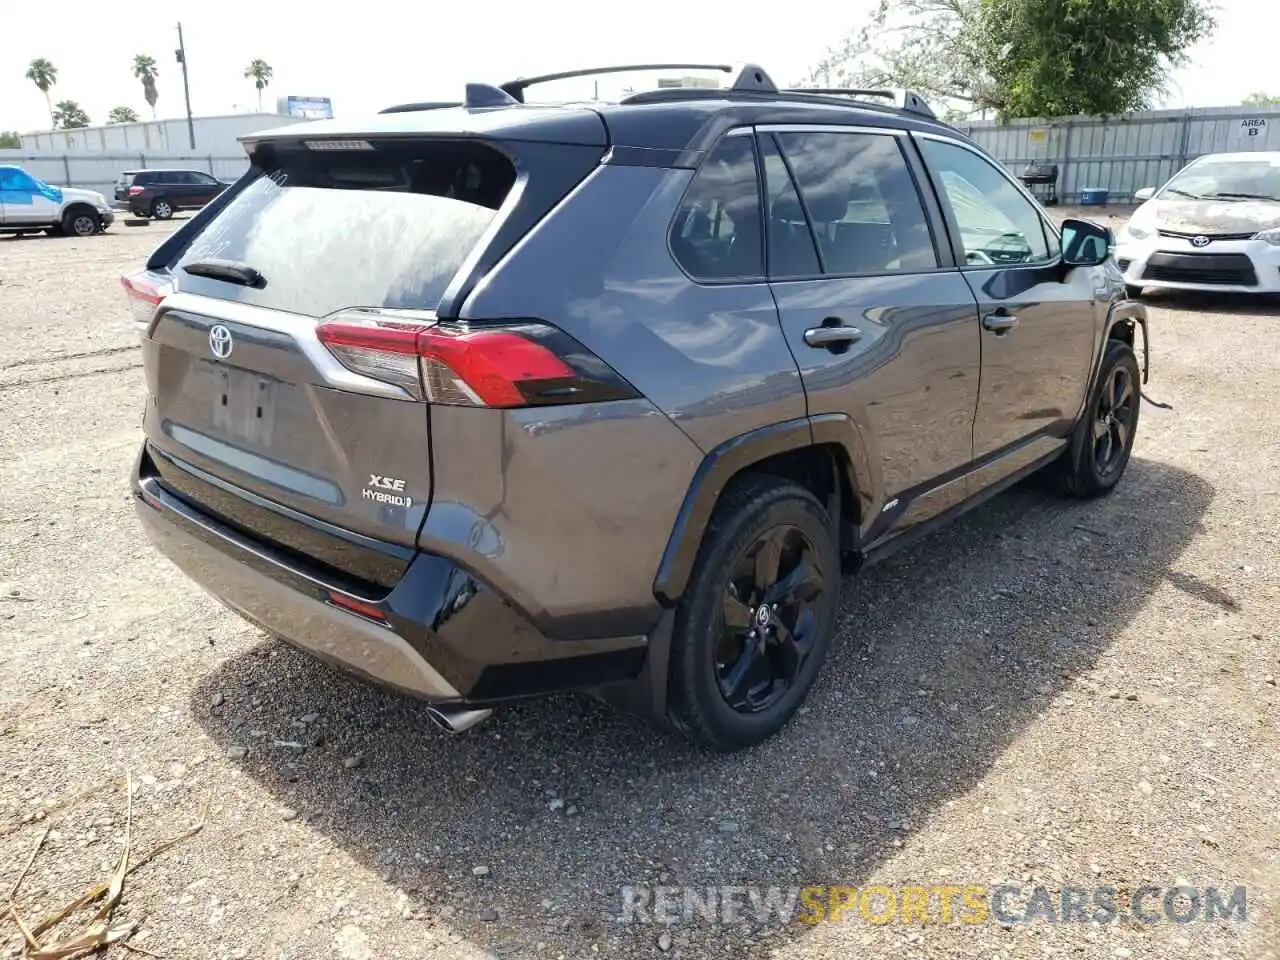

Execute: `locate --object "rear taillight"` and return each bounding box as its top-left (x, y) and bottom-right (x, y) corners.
top-left (316, 311), bottom-right (638, 407)
top-left (128, 185), bottom-right (144, 196)
top-left (120, 271), bottom-right (172, 330)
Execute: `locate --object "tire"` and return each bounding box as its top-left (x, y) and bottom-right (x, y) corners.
top-left (150, 197), bottom-right (174, 220)
top-left (62, 207), bottom-right (100, 238)
top-left (1125, 284), bottom-right (1144, 299)
top-left (1051, 339), bottom-right (1141, 498)
top-left (666, 474), bottom-right (840, 751)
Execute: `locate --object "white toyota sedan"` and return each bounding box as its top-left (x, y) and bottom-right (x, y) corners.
top-left (1115, 151), bottom-right (1280, 296)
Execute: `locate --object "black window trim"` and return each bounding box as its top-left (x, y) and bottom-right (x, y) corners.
top-left (755, 123), bottom-right (957, 283)
top-left (910, 130), bottom-right (1063, 272)
top-left (665, 127), bottom-right (769, 286)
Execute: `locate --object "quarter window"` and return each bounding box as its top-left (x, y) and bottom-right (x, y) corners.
top-left (774, 131), bottom-right (939, 275)
top-left (918, 138), bottom-right (1052, 266)
top-left (670, 135), bottom-right (763, 280)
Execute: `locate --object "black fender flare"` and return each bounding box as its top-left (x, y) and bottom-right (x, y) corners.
top-left (650, 413), bottom-right (877, 606)
top-left (1064, 297), bottom-right (1149, 474)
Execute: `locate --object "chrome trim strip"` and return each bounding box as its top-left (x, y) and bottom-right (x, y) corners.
top-left (155, 292), bottom-right (415, 400)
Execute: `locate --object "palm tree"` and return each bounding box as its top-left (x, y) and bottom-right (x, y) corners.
top-left (25, 58), bottom-right (58, 128)
top-left (108, 106), bottom-right (140, 124)
top-left (52, 100), bottom-right (90, 129)
top-left (244, 59), bottom-right (274, 111)
top-left (133, 54), bottom-right (159, 119)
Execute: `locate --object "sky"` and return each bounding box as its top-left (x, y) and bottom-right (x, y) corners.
top-left (2, 0), bottom-right (1277, 134)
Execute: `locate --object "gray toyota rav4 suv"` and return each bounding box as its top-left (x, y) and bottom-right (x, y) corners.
top-left (125, 63), bottom-right (1149, 751)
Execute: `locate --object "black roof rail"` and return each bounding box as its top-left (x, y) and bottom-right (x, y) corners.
top-left (784, 87), bottom-right (937, 120)
top-left (379, 101), bottom-right (462, 115)
top-left (500, 62), bottom-right (777, 102)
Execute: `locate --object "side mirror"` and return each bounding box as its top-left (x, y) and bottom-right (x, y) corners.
top-left (1061, 217), bottom-right (1113, 268)
top-left (1133, 187), bottom-right (1155, 201)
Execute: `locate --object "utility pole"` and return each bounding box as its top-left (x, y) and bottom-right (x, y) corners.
top-left (175, 22), bottom-right (196, 149)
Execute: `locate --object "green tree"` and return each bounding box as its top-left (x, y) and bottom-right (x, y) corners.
top-left (1242, 92), bottom-right (1280, 107)
top-left (807, 0), bottom-right (1214, 120)
top-left (133, 54), bottom-right (159, 119)
top-left (0, 131), bottom-right (21, 148)
top-left (982, 0), bottom-right (1214, 118)
top-left (244, 59), bottom-right (274, 111)
top-left (108, 106), bottom-right (141, 124)
top-left (24, 57), bottom-right (58, 128)
top-left (52, 100), bottom-right (90, 129)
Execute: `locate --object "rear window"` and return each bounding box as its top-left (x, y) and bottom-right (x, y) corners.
top-left (174, 140), bottom-right (516, 318)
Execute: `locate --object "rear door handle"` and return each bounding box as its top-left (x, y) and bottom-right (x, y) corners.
top-left (982, 312), bottom-right (1019, 334)
top-left (803, 325), bottom-right (863, 348)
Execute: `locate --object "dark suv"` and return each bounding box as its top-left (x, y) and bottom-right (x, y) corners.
top-left (114, 169), bottom-right (229, 219)
top-left (123, 63), bottom-right (1148, 751)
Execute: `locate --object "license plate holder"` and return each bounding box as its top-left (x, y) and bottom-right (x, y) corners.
top-left (209, 363), bottom-right (278, 445)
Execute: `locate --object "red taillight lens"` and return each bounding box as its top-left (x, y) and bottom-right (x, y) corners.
top-left (128, 185), bottom-right (144, 196)
top-left (120, 271), bottom-right (172, 329)
top-left (316, 311), bottom-right (637, 408)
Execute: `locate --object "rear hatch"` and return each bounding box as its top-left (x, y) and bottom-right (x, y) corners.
top-left (132, 115), bottom-right (607, 590)
top-left (114, 171), bottom-right (138, 202)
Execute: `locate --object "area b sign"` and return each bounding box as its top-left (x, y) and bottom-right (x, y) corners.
top-left (1238, 117), bottom-right (1268, 139)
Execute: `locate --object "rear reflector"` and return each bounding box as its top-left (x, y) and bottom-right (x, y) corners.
top-left (326, 590), bottom-right (387, 622)
top-left (120, 270), bottom-right (172, 330)
top-left (316, 310), bottom-right (638, 408)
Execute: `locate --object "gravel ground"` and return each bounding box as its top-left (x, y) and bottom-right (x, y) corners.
top-left (1, 212), bottom-right (1278, 960)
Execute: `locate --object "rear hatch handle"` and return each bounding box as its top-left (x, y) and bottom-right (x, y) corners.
top-left (182, 258), bottom-right (264, 288)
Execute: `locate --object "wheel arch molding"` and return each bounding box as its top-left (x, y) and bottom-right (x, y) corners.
top-left (651, 414), bottom-right (876, 606)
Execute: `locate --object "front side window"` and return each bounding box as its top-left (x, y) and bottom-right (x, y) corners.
top-left (774, 131), bottom-right (939, 275)
top-left (670, 135), bottom-right (763, 280)
top-left (918, 138), bottom-right (1052, 266)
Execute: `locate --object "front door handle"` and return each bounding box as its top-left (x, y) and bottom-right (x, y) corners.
top-left (803, 325), bottom-right (863, 348)
top-left (982, 312), bottom-right (1019, 334)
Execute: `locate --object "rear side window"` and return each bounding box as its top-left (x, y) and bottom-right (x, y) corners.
top-left (775, 132), bottom-right (938, 275)
top-left (669, 135), bottom-right (763, 281)
top-left (759, 136), bottom-right (820, 278)
top-left (175, 140), bottom-right (515, 317)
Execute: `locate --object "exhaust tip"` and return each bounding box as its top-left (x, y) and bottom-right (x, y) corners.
top-left (427, 706), bottom-right (492, 734)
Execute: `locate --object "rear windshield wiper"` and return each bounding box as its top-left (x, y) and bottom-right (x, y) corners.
top-left (182, 258), bottom-right (264, 287)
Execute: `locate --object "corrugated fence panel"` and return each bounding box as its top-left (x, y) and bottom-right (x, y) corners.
top-left (0, 152), bottom-right (250, 196)
top-left (966, 105), bottom-right (1280, 203)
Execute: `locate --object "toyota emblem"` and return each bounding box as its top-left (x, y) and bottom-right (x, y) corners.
top-left (209, 324), bottom-right (234, 359)
top-left (1190, 235), bottom-right (1211, 248)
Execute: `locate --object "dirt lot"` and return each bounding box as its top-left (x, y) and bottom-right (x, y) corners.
top-left (1, 212), bottom-right (1278, 960)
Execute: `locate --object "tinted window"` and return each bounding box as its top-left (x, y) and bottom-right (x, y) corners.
top-left (918, 138), bottom-right (1052, 266)
top-left (775, 132), bottom-right (938, 275)
top-left (670, 135), bottom-right (763, 280)
top-left (175, 139), bottom-right (515, 317)
top-left (760, 136), bottom-right (820, 278)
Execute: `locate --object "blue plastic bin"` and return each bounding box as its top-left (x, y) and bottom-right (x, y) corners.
top-left (1079, 187), bottom-right (1109, 206)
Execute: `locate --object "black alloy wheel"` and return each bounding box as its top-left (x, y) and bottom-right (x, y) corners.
top-left (1094, 363), bottom-right (1136, 478)
top-left (716, 524), bottom-right (825, 713)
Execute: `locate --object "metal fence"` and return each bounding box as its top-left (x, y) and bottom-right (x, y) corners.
top-left (0, 151), bottom-right (250, 198)
top-left (964, 105), bottom-right (1280, 204)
